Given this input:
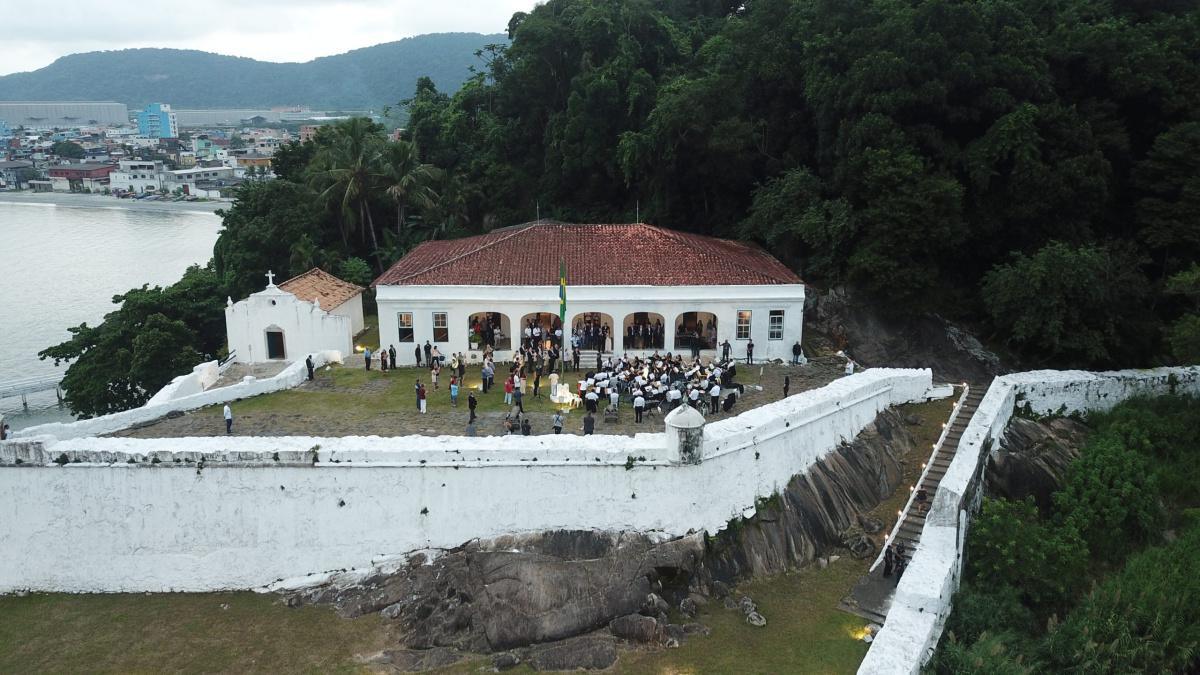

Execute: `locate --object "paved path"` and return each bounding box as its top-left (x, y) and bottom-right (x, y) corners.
top-left (841, 382), bottom-right (987, 624)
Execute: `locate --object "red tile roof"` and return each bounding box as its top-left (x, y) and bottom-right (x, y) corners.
top-left (278, 267), bottom-right (364, 310)
top-left (373, 222), bottom-right (802, 287)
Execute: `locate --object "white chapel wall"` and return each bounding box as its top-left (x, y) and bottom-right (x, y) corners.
top-left (226, 290), bottom-right (353, 364)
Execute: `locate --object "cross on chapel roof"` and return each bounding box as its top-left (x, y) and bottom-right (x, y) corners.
top-left (265, 270), bottom-right (276, 287)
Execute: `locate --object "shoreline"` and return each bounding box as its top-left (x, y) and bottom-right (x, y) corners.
top-left (0, 191), bottom-right (228, 214)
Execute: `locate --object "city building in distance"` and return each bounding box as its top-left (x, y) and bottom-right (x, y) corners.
top-left (0, 102), bottom-right (129, 129)
top-left (136, 103), bottom-right (179, 139)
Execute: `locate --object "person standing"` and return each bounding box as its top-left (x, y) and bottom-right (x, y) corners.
top-left (783, 375), bottom-right (790, 399)
top-left (572, 348), bottom-right (580, 371)
top-left (533, 371), bottom-right (541, 398)
top-left (305, 354), bottom-right (314, 380)
top-left (450, 376), bottom-right (459, 407)
top-left (414, 379), bottom-right (422, 411)
top-left (389, 345), bottom-right (397, 370)
top-left (746, 339), bottom-right (754, 365)
top-left (552, 410), bottom-right (564, 434)
top-left (504, 376), bottom-right (514, 406)
top-left (223, 404), bottom-right (233, 434)
top-left (431, 363), bottom-right (440, 391)
top-left (791, 341), bottom-right (802, 365)
top-left (418, 382), bottom-right (427, 414)
top-left (844, 358), bottom-right (856, 376)
top-left (709, 381), bottom-right (721, 415)
top-left (609, 386), bottom-right (619, 411)
top-left (423, 340), bottom-right (433, 367)
top-left (380, 347), bottom-right (389, 372)
top-left (364, 347), bottom-right (372, 371)
top-left (583, 411), bottom-right (595, 435)
top-left (457, 354), bottom-right (466, 382)
top-left (468, 391), bottom-right (478, 423)
top-left (633, 393), bottom-right (646, 423)
top-left (514, 376), bottom-right (525, 413)
top-left (521, 417), bottom-right (532, 436)
top-left (482, 361), bottom-right (493, 393)
top-left (721, 339), bottom-right (731, 361)
top-left (414, 344), bottom-right (423, 367)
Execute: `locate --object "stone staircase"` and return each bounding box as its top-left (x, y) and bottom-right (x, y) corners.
top-left (841, 381), bottom-right (990, 626)
top-left (889, 383), bottom-right (986, 553)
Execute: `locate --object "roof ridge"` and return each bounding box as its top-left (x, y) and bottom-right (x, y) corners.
top-left (383, 225), bottom-right (543, 284)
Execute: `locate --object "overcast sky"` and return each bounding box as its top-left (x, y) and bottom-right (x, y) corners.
top-left (1, 0), bottom-right (538, 76)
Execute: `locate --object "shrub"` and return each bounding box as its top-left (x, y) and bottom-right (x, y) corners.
top-left (946, 583), bottom-right (1037, 645)
top-left (930, 631), bottom-right (1037, 675)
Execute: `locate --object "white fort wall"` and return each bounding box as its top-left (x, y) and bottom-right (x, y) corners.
top-left (859, 366), bottom-right (1200, 675)
top-left (0, 368), bottom-right (932, 593)
top-left (13, 351), bottom-right (343, 442)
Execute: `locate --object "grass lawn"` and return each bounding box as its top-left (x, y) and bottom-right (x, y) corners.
top-left (0, 592), bottom-right (395, 674)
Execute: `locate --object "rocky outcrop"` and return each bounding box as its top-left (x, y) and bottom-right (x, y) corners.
top-left (287, 530), bottom-right (704, 653)
top-left (807, 286), bottom-right (1004, 383)
top-left (989, 416), bottom-right (1090, 511)
top-left (696, 408), bottom-right (914, 583)
top-left (284, 407), bottom-right (918, 666)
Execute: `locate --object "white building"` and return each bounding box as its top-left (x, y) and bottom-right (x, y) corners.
top-left (374, 222), bottom-right (805, 366)
top-left (225, 268), bottom-right (365, 364)
top-left (109, 159), bottom-right (165, 193)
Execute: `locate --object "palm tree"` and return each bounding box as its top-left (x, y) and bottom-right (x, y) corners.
top-left (309, 118), bottom-right (386, 267)
top-left (382, 140), bottom-right (440, 240)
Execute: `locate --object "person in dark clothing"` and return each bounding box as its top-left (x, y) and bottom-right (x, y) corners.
top-left (468, 391), bottom-right (478, 423)
top-left (791, 341), bottom-right (802, 365)
top-left (514, 386), bottom-right (524, 413)
top-left (521, 418), bottom-right (532, 435)
top-left (572, 349), bottom-right (580, 371)
top-left (883, 543), bottom-right (895, 577)
top-left (721, 340), bottom-right (731, 361)
top-left (746, 339), bottom-right (755, 365)
top-left (596, 353), bottom-right (602, 372)
top-left (414, 345), bottom-right (422, 367)
top-left (533, 371), bottom-right (541, 398)
top-left (783, 375), bottom-right (790, 399)
top-left (364, 347), bottom-right (372, 371)
top-left (389, 345), bottom-right (397, 370)
top-left (305, 355), bottom-right (314, 380)
top-left (414, 380), bottom-right (421, 411)
top-left (380, 348), bottom-right (388, 372)
top-left (583, 411), bottom-right (595, 435)
top-left (423, 341), bottom-right (433, 367)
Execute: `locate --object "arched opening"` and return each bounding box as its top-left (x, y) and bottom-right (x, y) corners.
top-left (674, 312), bottom-right (717, 353)
top-left (467, 312), bottom-right (511, 351)
top-left (519, 312), bottom-right (564, 350)
top-left (622, 312), bottom-right (665, 351)
top-left (570, 312), bottom-right (616, 352)
top-left (264, 325), bottom-right (286, 360)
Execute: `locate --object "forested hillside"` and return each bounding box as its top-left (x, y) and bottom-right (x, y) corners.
top-left (41, 0), bottom-right (1200, 417)
top-left (406, 0), bottom-right (1200, 368)
top-left (0, 33), bottom-right (506, 109)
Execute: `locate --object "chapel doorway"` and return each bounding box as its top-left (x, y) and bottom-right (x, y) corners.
top-left (265, 329), bottom-right (286, 360)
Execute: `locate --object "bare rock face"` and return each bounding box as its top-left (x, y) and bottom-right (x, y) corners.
top-left (990, 417), bottom-right (1090, 511)
top-left (698, 409), bottom-right (914, 582)
top-left (287, 530), bottom-right (704, 653)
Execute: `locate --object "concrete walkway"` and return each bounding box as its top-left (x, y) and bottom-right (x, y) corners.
top-left (840, 382), bottom-right (987, 624)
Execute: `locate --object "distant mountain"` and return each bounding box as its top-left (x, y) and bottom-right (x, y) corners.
top-left (0, 33), bottom-right (506, 110)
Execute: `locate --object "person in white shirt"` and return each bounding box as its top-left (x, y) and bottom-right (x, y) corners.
top-left (223, 404), bottom-right (233, 434)
top-left (585, 388), bottom-right (600, 413)
top-left (633, 393), bottom-right (646, 423)
top-left (709, 382), bottom-right (721, 414)
top-left (688, 387), bottom-right (701, 408)
top-left (844, 359), bottom-right (855, 376)
top-left (609, 388), bottom-right (620, 410)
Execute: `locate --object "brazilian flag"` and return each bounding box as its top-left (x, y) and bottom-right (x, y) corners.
top-left (558, 259), bottom-right (567, 326)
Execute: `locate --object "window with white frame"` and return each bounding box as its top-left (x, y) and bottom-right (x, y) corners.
top-left (432, 312), bottom-right (449, 342)
top-left (736, 310), bottom-right (752, 339)
top-left (397, 312), bottom-right (414, 342)
top-left (768, 310), bottom-right (784, 340)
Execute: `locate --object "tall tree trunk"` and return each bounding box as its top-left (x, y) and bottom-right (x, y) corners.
top-left (364, 203), bottom-right (382, 272)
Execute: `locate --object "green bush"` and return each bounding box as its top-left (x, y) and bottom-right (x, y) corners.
top-left (1041, 517), bottom-right (1200, 673)
top-left (929, 631), bottom-right (1036, 675)
top-left (945, 583), bottom-right (1037, 645)
top-left (966, 497), bottom-right (1088, 617)
top-left (1054, 433), bottom-right (1163, 561)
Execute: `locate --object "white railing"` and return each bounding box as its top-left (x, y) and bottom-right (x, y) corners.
top-left (868, 382), bottom-right (969, 574)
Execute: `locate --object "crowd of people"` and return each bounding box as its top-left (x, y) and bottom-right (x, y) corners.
top-left (575, 352), bottom-right (743, 420)
top-left (624, 318), bottom-right (665, 350)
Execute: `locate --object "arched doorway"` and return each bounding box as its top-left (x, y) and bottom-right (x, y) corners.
top-left (519, 312), bottom-right (564, 350)
top-left (622, 312), bottom-right (665, 351)
top-left (570, 312), bottom-right (616, 352)
top-left (467, 312), bottom-right (511, 351)
top-left (674, 312), bottom-right (717, 353)
top-left (264, 325), bottom-right (286, 360)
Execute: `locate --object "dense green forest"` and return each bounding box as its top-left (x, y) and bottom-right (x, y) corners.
top-left (932, 395), bottom-right (1200, 672)
top-left (0, 34), bottom-right (505, 109)
top-left (40, 0), bottom-right (1200, 417)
